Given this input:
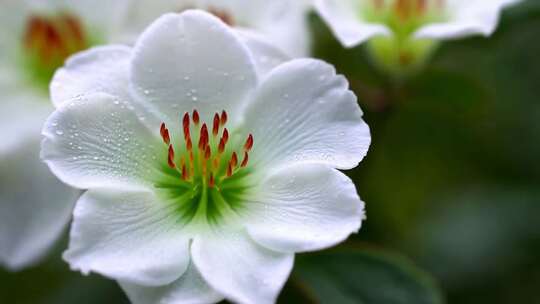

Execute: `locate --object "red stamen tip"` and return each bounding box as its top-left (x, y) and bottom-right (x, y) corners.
top-left (222, 128), bottom-right (229, 144)
top-left (244, 134), bottom-right (254, 151)
top-left (160, 123), bottom-right (170, 145)
top-left (212, 113), bottom-right (220, 136)
top-left (231, 152), bottom-right (238, 168)
top-left (241, 151), bottom-right (249, 168)
top-left (220, 110), bottom-right (228, 126)
top-left (167, 145), bottom-right (176, 168)
top-left (218, 138), bottom-right (226, 154)
top-left (182, 112), bottom-right (190, 138)
top-left (205, 146), bottom-right (211, 160)
top-left (226, 162), bottom-right (233, 177)
top-left (192, 110), bottom-right (200, 125)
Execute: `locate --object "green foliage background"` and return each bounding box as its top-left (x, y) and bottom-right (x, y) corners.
top-left (2, 1), bottom-right (539, 303)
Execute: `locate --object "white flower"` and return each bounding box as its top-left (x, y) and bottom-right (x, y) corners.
top-left (314, 0), bottom-right (523, 73)
top-left (41, 11), bottom-right (371, 304)
top-left (0, 0), bottom-right (131, 270)
top-left (0, 0), bottom-right (289, 271)
top-left (118, 0), bottom-right (312, 58)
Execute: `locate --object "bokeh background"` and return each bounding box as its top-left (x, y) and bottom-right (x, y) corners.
top-left (2, 1), bottom-right (539, 303)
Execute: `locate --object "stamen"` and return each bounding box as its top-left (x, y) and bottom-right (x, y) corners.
top-left (220, 110), bottom-right (228, 126)
top-left (168, 145), bottom-right (176, 169)
top-left (222, 128), bottom-right (229, 145)
top-left (218, 138), bottom-right (226, 154)
top-left (199, 123), bottom-right (208, 150)
top-left (192, 110), bottom-right (200, 125)
top-left (212, 113), bottom-right (220, 137)
top-left (160, 123), bottom-right (170, 145)
top-left (231, 152), bottom-right (238, 169)
top-left (182, 112), bottom-right (190, 139)
top-left (241, 151), bottom-right (249, 168)
top-left (244, 134), bottom-right (254, 152)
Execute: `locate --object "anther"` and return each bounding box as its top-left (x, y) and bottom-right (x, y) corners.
top-left (160, 123), bottom-right (170, 145)
top-left (218, 138), bottom-right (226, 154)
top-left (241, 151), bottom-right (249, 168)
top-left (222, 128), bottom-right (229, 145)
top-left (244, 134), bottom-right (254, 152)
top-left (182, 112), bottom-right (190, 138)
top-left (220, 110), bottom-right (228, 126)
top-left (204, 145), bottom-right (211, 160)
top-left (167, 145), bottom-right (176, 169)
top-left (192, 110), bottom-right (200, 125)
top-left (226, 162), bottom-right (233, 177)
top-left (199, 123), bottom-right (208, 150)
top-left (231, 152), bottom-right (238, 168)
top-left (212, 113), bottom-right (220, 136)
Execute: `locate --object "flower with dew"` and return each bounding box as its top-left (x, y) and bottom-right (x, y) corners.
top-left (119, 0), bottom-right (311, 58)
top-left (41, 11), bottom-right (371, 304)
top-left (0, 0), bottom-right (291, 271)
top-left (314, 0), bottom-right (523, 74)
top-left (0, 0), bottom-right (133, 270)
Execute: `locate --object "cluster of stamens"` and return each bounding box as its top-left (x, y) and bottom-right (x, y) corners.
top-left (23, 13), bottom-right (88, 71)
top-left (159, 110), bottom-right (253, 189)
top-left (371, 0), bottom-right (445, 21)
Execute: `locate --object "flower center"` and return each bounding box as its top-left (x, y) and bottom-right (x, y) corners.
top-left (155, 110), bottom-right (254, 225)
top-left (207, 7), bottom-right (236, 26)
top-left (21, 13), bottom-right (90, 90)
top-left (363, 0), bottom-right (446, 36)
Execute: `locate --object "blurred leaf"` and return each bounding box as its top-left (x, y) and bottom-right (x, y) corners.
top-left (404, 186), bottom-right (540, 304)
top-left (291, 247), bottom-right (444, 304)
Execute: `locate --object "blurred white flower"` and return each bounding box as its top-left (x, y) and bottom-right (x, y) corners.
top-left (314, 0), bottom-right (523, 73)
top-left (41, 11), bottom-right (370, 304)
top-left (0, 0), bottom-right (131, 271)
top-left (119, 0), bottom-right (312, 58)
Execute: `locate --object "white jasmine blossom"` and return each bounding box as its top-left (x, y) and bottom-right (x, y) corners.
top-left (314, 0), bottom-right (523, 73)
top-left (0, 0), bottom-right (130, 270)
top-left (42, 11), bottom-right (370, 304)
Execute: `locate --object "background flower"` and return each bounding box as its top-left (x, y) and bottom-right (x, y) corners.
top-left (314, 0), bottom-right (524, 74)
top-left (0, 0), bottom-right (131, 271)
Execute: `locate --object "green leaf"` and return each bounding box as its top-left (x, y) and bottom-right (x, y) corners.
top-left (291, 247), bottom-right (444, 304)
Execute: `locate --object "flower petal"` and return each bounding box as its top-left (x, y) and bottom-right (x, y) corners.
top-left (414, 0), bottom-right (524, 39)
top-left (41, 93), bottom-right (161, 190)
top-left (120, 261), bottom-right (224, 304)
top-left (314, 0), bottom-right (390, 48)
top-left (130, 11), bottom-right (257, 124)
top-left (243, 59), bottom-right (370, 171)
top-left (192, 231), bottom-right (294, 304)
top-left (246, 164), bottom-right (364, 253)
top-left (0, 136), bottom-right (78, 271)
top-left (64, 188), bottom-right (190, 286)
top-left (50, 46), bottom-right (132, 108)
top-left (236, 29), bottom-right (290, 76)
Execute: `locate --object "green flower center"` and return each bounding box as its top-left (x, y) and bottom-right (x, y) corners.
top-left (360, 0), bottom-right (448, 74)
top-left (20, 13), bottom-right (93, 90)
top-left (155, 110), bottom-right (255, 226)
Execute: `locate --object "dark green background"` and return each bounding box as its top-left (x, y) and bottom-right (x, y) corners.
top-left (2, 1), bottom-right (539, 303)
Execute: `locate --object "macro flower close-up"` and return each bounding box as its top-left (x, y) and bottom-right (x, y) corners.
top-left (314, 0), bottom-right (523, 73)
top-left (41, 11), bottom-right (370, 304)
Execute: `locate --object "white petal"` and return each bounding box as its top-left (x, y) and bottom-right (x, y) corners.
top-left (236, 29), bottom-right (290, 77)
top-left (120, 262), bottom-right (224, 304)
top-left (50, 46), bottom-right (132, 108)
top-left (41, 93), bottom-right (161, 190)
top-left (243, 59), bottom-right (371, 171)
top-left (64, 189), bottom-right (190, 286)
top-left (0, 136), bottom-right (78, 271)
top-left (0, 94), bottom-right (50, 156)
top-left (192, 231), bottom-right (294, 304)
top-left (246, 164), bottom-right (364, 253)
top-left (314, 0), bottom-right (390, 48)
top-left (130, 11), bottom-right (257, 124)
top-left (414, 0), bottom-right (524, 40)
